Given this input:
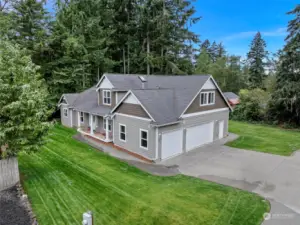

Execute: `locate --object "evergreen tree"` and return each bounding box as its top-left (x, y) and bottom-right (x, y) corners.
top-left (195, 48), bottom-right (211, 74)
top-left (0, 41), bottom-right (50, 158)
top-left (246, 32), bottom-right (268, 88)
top-left (201, 39), bottom-right (210, 50)
top-left (11, 0), bottom-right (50, 64)
top-left (269, 5), bottom-right (300, 125)
top-left (208, 41), bottom-right (218, 62)
top-left (217, 42), bottom-right (226, 58)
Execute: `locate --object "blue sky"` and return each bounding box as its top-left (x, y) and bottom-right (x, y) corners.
top-left (45, 0), bottom-right (297, 57)
top-left (191, 0), bottom-right (297, 57)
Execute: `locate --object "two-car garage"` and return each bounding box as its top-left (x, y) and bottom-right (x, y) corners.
top-left (160, 121), bottom-right (223, 160)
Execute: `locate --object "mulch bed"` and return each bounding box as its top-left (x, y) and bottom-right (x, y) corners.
top-left (0, 185), bottom-right (33, 225)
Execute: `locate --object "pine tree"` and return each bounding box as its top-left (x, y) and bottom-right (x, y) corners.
top-left (269, 5), bottom-right (300, 125)
top-left (208, 41), bottom-right (218, 62)
top-left (246, 32), bottom-right (268, 88)
top-left (195, 48), bottom-right (211, 74)
top-left (201, 39), bottom-right (210, 50)
top-left (0, 41), bottom-right (50, 158)
top-left (217, 42), bottom-right (226, 58)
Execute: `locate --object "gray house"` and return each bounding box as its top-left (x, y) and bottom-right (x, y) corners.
top-left (58, 73), bottom-right (232, 162)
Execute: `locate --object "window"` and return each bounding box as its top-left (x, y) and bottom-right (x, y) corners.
top-left (63, 108), bottom-right (68, 117)
top-left (103, 90), bottom-right (111, 105)
top-left (200, 91), bottom-right (215, 106)
top-left (103, 119), bottom-right (112, 131)
top-left (119, 124), bottom-right (126, 142)
top-left (140, 129), bottom-right (148, 150)
top-left (80, 112), bottom-right (84, 123)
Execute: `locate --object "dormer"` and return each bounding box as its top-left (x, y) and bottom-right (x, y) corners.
top-left (96, 74), bottom-right (114, 107)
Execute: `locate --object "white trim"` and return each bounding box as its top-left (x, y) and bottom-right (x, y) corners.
top-left (111, 90), bottom-right (156, 122)
top-left (181, 108), bottom-right (229, 118)
top-left (112, 118), bottom-right (115, 143)
top-left (119, 123), bottom-right (126, 142)
top-left (102, 90), bottom-right (111, 106)
top-left (96, 74), bottom-right (114, 91)
top-left (139, 129), bottom-right (148, 150)
top-left (63, 108), bottom-right (68, 118)
top-left (70, 109), bottom-right (73, 127)
top-left (180, 76), bottom-right (232, 117)
top-left (200, 91), bottom-right (215, 106)
top-left (57, 95), bottom-right (69, 107)
top-left (103, 117), bottom-right (112, 131)
top-left (114, 113), bottom-right (152, 121)
top-left (80, 112), bottom-right (84, 123)
top-left (155, 127), bottom-right (158, 160)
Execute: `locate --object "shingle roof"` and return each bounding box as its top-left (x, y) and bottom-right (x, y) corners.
top-left (223, 92), bottom-right (239, 100)
top-left (61, 74), bottom-right (230, 125)
top-left (63, 93), bottom-right (79, 106)
top-left (103, 73), bottom-right (210, 90)
top-left (72, 86), bottom-right (111, 116)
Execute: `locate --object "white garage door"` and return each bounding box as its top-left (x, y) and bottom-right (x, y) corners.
top-left (186, 122), bottom-right (214, 151)
top-left (161, 130), bottom-right (183, 160)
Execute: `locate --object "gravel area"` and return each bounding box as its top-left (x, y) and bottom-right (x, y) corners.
top-left (0, 186), bottom-right (32, 225)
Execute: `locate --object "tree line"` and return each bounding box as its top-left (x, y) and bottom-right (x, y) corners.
top-left (0, 0), bottom-right (299, 158)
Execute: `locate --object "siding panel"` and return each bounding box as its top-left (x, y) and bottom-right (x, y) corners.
top-left (185, 89), bottom-right (227, 114)
top-left (116, 103), bottom-right (150, 118)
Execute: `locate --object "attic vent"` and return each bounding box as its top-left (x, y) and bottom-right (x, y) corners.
top-left (138, 76), bottom-right (147, 89)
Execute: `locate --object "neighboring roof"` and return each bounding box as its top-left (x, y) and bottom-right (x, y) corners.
top-left (223, 92), bottom-right (239, 100)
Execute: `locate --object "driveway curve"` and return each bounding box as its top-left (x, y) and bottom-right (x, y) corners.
top-left (160, 136), bottom-right (300, 225)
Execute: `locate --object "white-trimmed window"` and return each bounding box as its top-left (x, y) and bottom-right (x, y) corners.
top-left (140, 129), bottom-right (148, 150)
top-left (103, 119), bottom-right (112, 131)
top-left (63, 108), bottom-right (68, 117)
top-left (80, 112), bottom-right (84, 123)
top-left (200, 91), bottom-right (215, 106)
top-left (103, 90), bottom-right (111, 105)
top-left (119, 124), bottom-right (126, 142)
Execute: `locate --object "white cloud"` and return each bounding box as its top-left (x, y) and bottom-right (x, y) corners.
top-left (223, 27), bottom-right (287, 41)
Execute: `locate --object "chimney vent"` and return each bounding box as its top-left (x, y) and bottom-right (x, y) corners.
top-left (138, 76), bottom-right (147, 89)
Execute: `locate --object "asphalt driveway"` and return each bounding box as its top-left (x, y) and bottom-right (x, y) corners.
top-left (160, 136), bottom-right (300, 225)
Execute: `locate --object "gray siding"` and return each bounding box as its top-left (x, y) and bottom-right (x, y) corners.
top-left (113, 114), bottom-right (156, 160)
top-left (60, 104), bottom-right (72, 127)
top-left (157, 110), bottom-right (229, 161)
top-left (116, 91), bottom-right (127, 104)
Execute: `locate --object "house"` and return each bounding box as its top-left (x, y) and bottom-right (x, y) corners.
top-left (223, 92), bottom-right (240, 107)
top-left (58, 73), bottom-right (232, 162)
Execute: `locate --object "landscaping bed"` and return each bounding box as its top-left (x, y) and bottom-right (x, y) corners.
top-left (19, 125), bottom-right (269, 225)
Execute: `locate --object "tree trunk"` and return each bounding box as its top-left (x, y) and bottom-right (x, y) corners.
top-left (147, 33), bottom-right (150, 75)
top-left (127, 43), bottom-right (130, 74)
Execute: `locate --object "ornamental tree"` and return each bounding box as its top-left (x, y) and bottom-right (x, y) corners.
top-left (0, 41), bottom-right (50, 158)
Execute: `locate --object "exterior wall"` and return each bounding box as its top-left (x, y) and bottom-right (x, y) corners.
top-left (157, 109), bottom-right (229, 161)
top-left (60, 104), bottom-right (72, 127)
top-left (116, 91), bottom-right (127, 105)
top-left (185, 89), bottom-right (227, 114)
top-left (72, 110), bottom-right (78, 128)
top-left (116, 103), bottom-right (150, 118)
top-left (113, 114), bottom-right (156, 160)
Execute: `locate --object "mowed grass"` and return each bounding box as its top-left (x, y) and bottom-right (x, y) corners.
top-left (19, 125), bottom-right (268, 225)
top-left (227, 120), bottom-right (300, 156)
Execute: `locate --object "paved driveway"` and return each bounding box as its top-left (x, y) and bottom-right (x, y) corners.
top-left (160, 137), bottom-right (300, 225)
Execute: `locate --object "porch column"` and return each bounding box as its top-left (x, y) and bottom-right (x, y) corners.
top-left (90, 114), bottom-right (94, 135)
top-left (105, 117), bottom-right (109, 141)
top-left (78, 111), bottom-right (80, 127)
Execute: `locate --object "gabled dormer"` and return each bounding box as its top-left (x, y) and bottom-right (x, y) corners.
top-left (95, 74), bottom-right (128, 108)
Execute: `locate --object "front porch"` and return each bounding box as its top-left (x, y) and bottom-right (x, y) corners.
top-left (77, 112), bottom-right (113, 143)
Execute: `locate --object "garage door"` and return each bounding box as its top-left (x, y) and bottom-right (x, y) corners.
top-left (161, 130), bottom-right (183, 160)
top-left (186, 122), bottom-right (214, 151)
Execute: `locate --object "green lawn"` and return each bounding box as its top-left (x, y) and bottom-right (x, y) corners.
top-left (227, 120), bottom-right (300, 156)
top-left (19, 125), bottom-right (268, 225)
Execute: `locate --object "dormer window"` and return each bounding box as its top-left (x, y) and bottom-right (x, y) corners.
top-left (200, 91), bottom-right (215, 106)
top-left (103, 90), bottom-right (111, 105)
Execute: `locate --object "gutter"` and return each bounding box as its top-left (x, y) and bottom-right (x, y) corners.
top-left (151, 120), bottom-right (182, 128)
